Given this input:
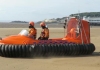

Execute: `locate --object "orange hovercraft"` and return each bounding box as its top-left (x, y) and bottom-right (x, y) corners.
top-left (0, 16), bottom-right (95, 57)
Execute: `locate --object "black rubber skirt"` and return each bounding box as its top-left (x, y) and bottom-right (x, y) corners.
top-left (0, 43), bottom-right (95, 57)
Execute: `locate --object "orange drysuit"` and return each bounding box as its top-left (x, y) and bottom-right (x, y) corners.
top-left (28, 28), bottom-right (37, 39)
top-left (39, 28), bottom-right (49, 40)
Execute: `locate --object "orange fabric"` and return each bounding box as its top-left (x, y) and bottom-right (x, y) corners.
top-left (29, 28), bottom-right (37, 39)
top-left (40, 28), bottom-right (49, 38)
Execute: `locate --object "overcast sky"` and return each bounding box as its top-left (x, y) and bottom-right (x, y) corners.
top-left (0, 0), bottom-right (100, 22)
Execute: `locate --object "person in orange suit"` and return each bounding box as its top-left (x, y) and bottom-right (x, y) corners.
top-left (28, 21), bottom-right (37, 39)
top-left (38, 22), bottom-right (49, 40)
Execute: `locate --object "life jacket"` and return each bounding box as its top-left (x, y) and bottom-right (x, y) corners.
top-left (29, 28), bottom-right (37, 39)
top-left (40, 28), bottom-right (49, 38)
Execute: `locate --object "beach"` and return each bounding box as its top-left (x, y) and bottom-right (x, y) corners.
top-left (0, 23), bottom-right (100, 70)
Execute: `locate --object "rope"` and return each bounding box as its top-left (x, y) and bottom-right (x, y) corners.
top-left (81, 21), bottom-right (89, 43)
top-left (79, 20), bottom-right (84, 44)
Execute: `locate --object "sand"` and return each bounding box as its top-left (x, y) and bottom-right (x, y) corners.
top-left (0, 27), bottom-right (100, 70)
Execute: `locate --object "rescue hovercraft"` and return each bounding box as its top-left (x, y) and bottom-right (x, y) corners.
top-left (0, 16), bottom-right (95, 57)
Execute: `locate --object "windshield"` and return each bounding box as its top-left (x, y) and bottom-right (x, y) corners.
top-left (19, 29), bottom-right (28, 36)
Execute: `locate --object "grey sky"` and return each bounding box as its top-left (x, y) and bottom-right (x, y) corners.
top-left (0, 0), bottom-right (100, 22)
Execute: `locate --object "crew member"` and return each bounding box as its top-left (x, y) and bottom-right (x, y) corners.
top-left (38, 22), bottom-right (49, 40)
top-left (28, 21), bottom-right (37, 39)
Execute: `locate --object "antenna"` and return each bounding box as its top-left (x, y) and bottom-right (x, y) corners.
top-left (78, 10), bottom-right (81, 19)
